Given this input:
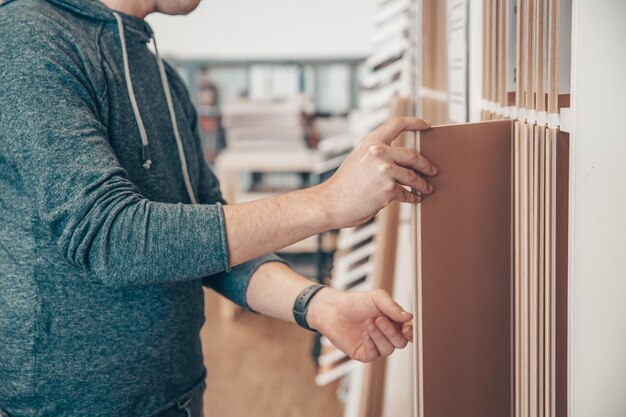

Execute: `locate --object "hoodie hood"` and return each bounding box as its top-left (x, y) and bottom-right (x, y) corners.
top-left (45, 0), bottom-right (117, 21)
top-left (45, 0), bottom-right (153, 40)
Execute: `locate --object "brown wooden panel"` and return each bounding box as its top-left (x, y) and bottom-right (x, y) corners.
top-left (419, 120), bottom-right (514, 417)
top-left (555, 131), bottom-right (569, 417)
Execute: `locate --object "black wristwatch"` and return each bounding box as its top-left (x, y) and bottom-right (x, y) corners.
top-left (293, 283), bottom-right (327, 331)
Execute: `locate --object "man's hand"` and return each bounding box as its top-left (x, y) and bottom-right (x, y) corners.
top-left (307, 287), bottom-right (413, 363)
top-left (223, 117), bottom-right (436, 267)
top-left (317, 117), bottom-right (437, 229)
top-left (247, 263), bottom-right (412, 363)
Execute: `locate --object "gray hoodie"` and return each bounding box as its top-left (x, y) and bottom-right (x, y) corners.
top-left (0, 0), bottom-right (282, 415)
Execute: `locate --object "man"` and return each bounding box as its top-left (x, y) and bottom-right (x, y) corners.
top-left (0, 0), bottom-right (437, 416)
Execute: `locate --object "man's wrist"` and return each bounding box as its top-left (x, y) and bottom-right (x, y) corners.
top-left (299, 184), bottom-right (337, 231)
top-left (306, 286), bottom-right (340, 333)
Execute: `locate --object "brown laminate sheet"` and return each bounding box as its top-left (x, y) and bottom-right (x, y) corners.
top-left (419, 120), bottom-right (514, 417)
top-left (514, 121), bottom-right (522, 417)
top-left (555, 131), bottom-right (569, 417)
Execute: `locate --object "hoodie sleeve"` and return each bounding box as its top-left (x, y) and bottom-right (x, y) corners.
top-left (0, 19), bottom-right (234, 288)
top-left (185, 97), bottom-right (287, 309)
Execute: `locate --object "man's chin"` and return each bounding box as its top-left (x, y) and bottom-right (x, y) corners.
top-left (156, 0), bottom-right (202, 16)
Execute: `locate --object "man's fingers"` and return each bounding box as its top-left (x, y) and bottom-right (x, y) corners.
top-left (386, 146), bottom-right (437, 176)
top-left (373, 117), bottom-right (431, 145)
top-left (365, 319), bottom-right (395, 357)
top-left (402, 322), bottom-right (414, 342)
top-left (375, 317), bottom-right (408, 349)
top-left (393, 166), bottom-right (433, 195)
top-left (360, 331), bottom-right (380, 363)
top-left (393, 185), bottom-right (421, 205)
top-left (371, 289), bottom-right (413, 323)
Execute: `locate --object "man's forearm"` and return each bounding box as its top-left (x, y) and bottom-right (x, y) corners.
top-left (222, 185), bottom-right (333, 267)
top-left (246, 261), bottom-right (322, 323)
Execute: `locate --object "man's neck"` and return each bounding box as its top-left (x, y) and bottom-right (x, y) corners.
top-left (100, 0), bottom-right (155, 19)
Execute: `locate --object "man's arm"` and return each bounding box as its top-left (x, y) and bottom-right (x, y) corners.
top-left (1, 18), bottom-right (435, 292)
top-left (223, 117), bottom-right (437, 266)
top-left (247, 262), bottom-right (414, 362)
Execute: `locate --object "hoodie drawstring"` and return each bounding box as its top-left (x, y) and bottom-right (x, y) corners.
top-left (112, 12), bottom-right (198, 204)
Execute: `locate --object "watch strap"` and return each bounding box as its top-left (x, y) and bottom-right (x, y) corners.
top-left (293, 283), bottom-right (326, 331)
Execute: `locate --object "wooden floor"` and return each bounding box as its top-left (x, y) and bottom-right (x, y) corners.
top-left (201, 289), bottom-right (344, 417)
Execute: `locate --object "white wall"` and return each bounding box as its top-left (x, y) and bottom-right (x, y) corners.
top-left (569, 1), bottom-right (626, 416)
top-left (468, 0), bottom-right (483, 122)
top-left (147, 0), bottom-right (375, 59)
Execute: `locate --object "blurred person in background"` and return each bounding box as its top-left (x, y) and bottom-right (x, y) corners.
top-left (0, 0), bottom-right (437, 416)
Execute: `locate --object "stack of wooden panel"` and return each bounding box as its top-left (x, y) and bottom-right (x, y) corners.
top-left (221, 96), bottom-right (311, 151)
top-left (481, 0), bottom-right (510, 120)
top-left (510, 1), bottom-right (569, 416)
top-left (411, 1), bottom-right (571, 416)
top-left (419, 0), bottom-right (448, 124)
